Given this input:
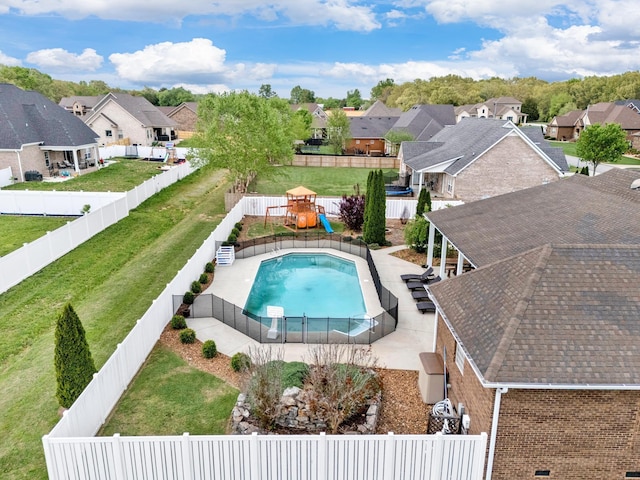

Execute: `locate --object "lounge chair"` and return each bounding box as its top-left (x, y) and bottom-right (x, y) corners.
top-left (400, 266), bottom-right (434, 283)
top-left (416, 301), bottom-right (436, 313)
top-left (406, 276), bottom-right (441, 290)
top-left (411, 290), bottom-right (431, 301)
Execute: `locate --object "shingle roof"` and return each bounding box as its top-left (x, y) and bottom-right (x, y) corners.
top-left (425, 169), bottom-right (640, 268)
top-left (91, 93), bottom-right (177, 127)
top-left (363, 100), bottom-right (402, 117)
top-left (551, 109), bottom-right (583, 127)
top-left (586, 102), bottom-right (640, 130)
top-left (58, 95), bottom-right (101, 109)
top-left (403, 118), bottom-right (567, 174)
top-left (390, 104), bottom-right (455, 141)
top-left (429, 244), bottom-right (640, 386)
top-left (0, 83), bottom-right (98, 149)
top-left (349, 116), bottom-right (398, 139)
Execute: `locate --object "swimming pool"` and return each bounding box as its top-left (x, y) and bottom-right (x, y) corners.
top-left (243, 253), bottom-right (368, 333)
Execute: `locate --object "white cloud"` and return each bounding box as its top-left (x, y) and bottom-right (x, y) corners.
top-left (25, 48), bottom-right (102, 72)
top-left (4, 0), bottom-right (380, 31)
top-left (0, 50), bottom-right (21, 66)
top-left (109, 38), bottom-right (277, 87)
top-left (172, 83), bottom-right (230, 95)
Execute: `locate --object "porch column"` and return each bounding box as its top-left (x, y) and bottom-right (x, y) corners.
top-left (426, 222), bottom-right (435, 268)
top-left (94, 145), bottom-right (100, 164)
top-left (456, 251), bottom-right (464, 276)
top-left (72, 150), bottom-right (79, 172)
top-left (439, 235), bottom-right (448, 279)
top-left (418, 172), bottom-right (423, 194)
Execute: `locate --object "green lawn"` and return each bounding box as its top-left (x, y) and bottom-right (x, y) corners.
top-left (0, 168), bottom-right (230, 479)
top-left (0, 216), bottom-right (74, 257)
top-left (100, 345), bottom-right (238, 436)
top-left (253, 166), bottom-right (396, 196)
top-left (2, 159), bottom-right (162, 192)
top-left (549, 141), bottom-right (640, 165)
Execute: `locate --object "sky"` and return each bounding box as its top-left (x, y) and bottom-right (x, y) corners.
top-left (1, 1), bottom-right (640, 99)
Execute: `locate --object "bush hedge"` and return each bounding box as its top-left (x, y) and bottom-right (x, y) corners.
top-left (183, 291), bottom-right (195, 305)
top-left (180, 328), bottom-right (196, 344)
top-left (230, 352), bottom-right (251, 372)
top-left (205, 262), bottom-right (215, 273)
top-left (199, 273), bottom-right (209, 284)
top-left (202, 340), bottom-right (217, 358)
top-left (282, 361), bottom-right (309, 389)
top-left (190, 281), bottom-right (202, 294)
top-left (170, 315), bottom-right (187, 329)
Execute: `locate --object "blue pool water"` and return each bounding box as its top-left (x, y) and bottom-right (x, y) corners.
top-left (244, 253), bottom-right (367, 326)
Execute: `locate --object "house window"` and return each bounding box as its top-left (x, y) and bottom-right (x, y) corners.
top-left (626, 473), bottom-right (640, 478)
top-left (84, 149), bottom-right (91, 160)
top-left (534, 470), bottom-right (550, 476)
top-left (455, 340), bottom-right (465, 374)
top-left (370, 140), bottom-right (374, 144)
top-left (447, 180), bottom-right (453, 193)
top-left (356, 140), bottom-right (360, 144)
top-left (118, 130), bottom-right (124, 139)
top-left (105, 130), bottom-right (113, 137)
top-left (507, 116), bottom-right (513, 122)
top-left (44, 151), bottom-right (50, 167)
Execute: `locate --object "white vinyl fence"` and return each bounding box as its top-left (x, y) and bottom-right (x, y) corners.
top-left (100, 145), bottom-right (191, 161)
top-left (0, 166), bottom-right (13, 187)
top-left (0, 162), bottom-right (195, 294)
top-left (43, 431), bottom-right (488, 480)
top-left (42, 195), bottom-right (485, 480)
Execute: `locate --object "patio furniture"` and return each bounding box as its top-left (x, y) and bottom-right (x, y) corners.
top-left (411, 290), bottom-right (431, 301)
top-left (400, 266), bottom-right (434, 283)
top-left (406, 276), bottom-right (441, 290)
top-left (416, 301), bottom-right (436, 314)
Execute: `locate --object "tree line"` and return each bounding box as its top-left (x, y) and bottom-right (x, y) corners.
top-left (3, 64), bottom-right (640, 121)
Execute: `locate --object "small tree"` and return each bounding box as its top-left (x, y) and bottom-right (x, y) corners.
top-left (337, 194), bottom-right (365, 231)
top-left (54, 303), bottom-right (97, 408)
top-left (404, 216), bottom-right (429, 253)
top-left (416, 188), bottom-right (428, 217)
top-left (362, 170), bottom-right (386, 245)
top-left (576, 123), bottom-right (628, 175)
top-left (326, 110), bottom-right (352, 154)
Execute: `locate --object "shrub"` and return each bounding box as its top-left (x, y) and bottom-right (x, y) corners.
top-left (234, 222), bottom-right (243, 231)
top-left (246, 347), bottom-right (284, 429)
top-left (180, 328), bottom-right (196, 344)
top-left (199, 273), bottom-right (209, 284)
top-left (227, 233), bottom-right (237, 243)
top-left (205, 262), bottom-right (215, 273)
top-left (231, 352), bottom-right (251, 372)
top-left (338, 194), bottom-right (365, 231)
top-left (183, 291), bottom-right (195, 305)
top-left (404, 216), bottom-right (429, 253)
top-left (170, 315), bottom-right (187, 329)
top-left (202, 340), bottom-right (217, 358)
top-left (282, 361), bottom-right (309, 389)
top-left (191, 281), bottom-right (202, 294)
top-left (231, 227), bottom-right (240, 237)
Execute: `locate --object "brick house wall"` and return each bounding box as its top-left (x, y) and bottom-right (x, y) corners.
top-left (88, 102), bottom-right (151, 146)
top-left (447, 135), bottom-right (560, 202)
top-left (494, 389), bottom-right (640, 479)
top-left (170, 107), bottom-right (197, 132)
top-left (0, 145), bottom-right (46, 181)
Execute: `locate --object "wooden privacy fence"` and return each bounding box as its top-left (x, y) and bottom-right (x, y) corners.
top-left (291, 155), bottom-right (400, 168)
top-left (43, 432), bottom-right (488, 480)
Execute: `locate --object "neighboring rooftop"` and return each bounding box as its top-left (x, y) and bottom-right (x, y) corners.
top-left (426, 169), bottom-right (640, 268)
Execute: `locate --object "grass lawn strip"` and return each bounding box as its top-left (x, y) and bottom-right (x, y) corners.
top-left (0, 216), bottom-right (74, 256)
top-left (2, 159), bottom-right (162, 192)
top-left (0, 169), bottom-right (228, 479)
top-left (100, 345), bottom-right (238, 436)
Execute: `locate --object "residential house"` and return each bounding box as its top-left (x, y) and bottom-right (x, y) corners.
top-left (545, 109), bottom-right (584, 141)
top-left (79, 93), bottom-right (178, 147)
top-left (291, 103), bottom-right (328, 140)
top-left (58, 95), bottom-right (101, 118)
top-left (423, 169), bottom-right (640, 479)
top-left (582, 102), bottom-right (640, 147)
top-left (157, 102), bottom-right (198, 139)
top-left (399, 118), bottom-right (568, 202)
top-left (454, 97), bottom-right (527, 124)
top-left (0, 83), bottom-right (99, 182)
top-left (349, 103), bottom-right (455, 157)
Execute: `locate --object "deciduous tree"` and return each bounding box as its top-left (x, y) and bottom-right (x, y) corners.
top-left (326, 109), bottom-right (352, 154)
top-left (576, 123), bottom-right (628, 174)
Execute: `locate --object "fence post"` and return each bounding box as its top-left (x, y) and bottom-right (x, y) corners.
top-left (41, 435), bottom-right (59, 480)
top-left (431, 432), bottom-right (444, 479)
top-left (112, 433), bottom-right (126, 480)
top-left (318, 431), bottom-right (327, 480)
top-left (472, 433), bottom-right (488, 480)
top-left (250, 432), bottom-right (260, 480)
top-left (383, 432), bottom-right (396, 480)
top-left (182, 432), bottom-right (193, 480)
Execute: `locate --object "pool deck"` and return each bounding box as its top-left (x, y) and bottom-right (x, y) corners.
top-left (190, 246), bottom-right (435, 371)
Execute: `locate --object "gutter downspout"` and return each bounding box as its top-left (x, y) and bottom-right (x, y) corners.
top-left (15, 151), bottom-right (24, 182)
top-left (485, 387), bottom-right (508, 480)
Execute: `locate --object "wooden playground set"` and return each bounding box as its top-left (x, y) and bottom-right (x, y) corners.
top-left (264, 186), bottom-right (333, 233)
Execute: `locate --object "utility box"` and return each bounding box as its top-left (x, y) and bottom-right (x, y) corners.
top-left (418, 352), bottom-right (445, 404)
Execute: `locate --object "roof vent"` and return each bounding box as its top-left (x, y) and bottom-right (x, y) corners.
top-left (631, 179), bottom-right (640, 190)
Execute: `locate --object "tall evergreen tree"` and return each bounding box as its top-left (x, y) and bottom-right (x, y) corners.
top-left (54, 303), bottom-right (97, 408)
top-left (363, 170), bottom-right (386, 245)
top-left (416, 188), bottom-right (428, 217)
top-left (425, 190), bottom-right (432, 213)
